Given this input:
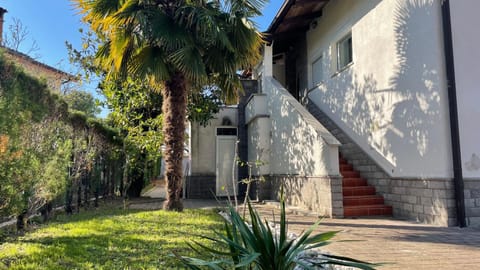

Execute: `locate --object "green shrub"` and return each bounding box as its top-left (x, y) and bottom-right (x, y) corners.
top-left (177, 200), bottom-right (377, 269)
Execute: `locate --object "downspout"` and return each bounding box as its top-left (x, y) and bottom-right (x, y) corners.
top-left (441, 0), bottom-right (466, 227)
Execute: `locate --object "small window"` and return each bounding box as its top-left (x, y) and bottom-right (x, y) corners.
top-left (336, 33), bottom-right (352, 71)
top-left (216, 128), bottom-right (237, 136)
top-left (312, 55), bottom-right (323, 86)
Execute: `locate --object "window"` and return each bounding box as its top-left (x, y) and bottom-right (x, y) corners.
top-left (312, 55), bottom-right (323, 86)
top-left (336, 33), bottom-right (352, 71)
top-left (216, 128), bottom-right (237, 136)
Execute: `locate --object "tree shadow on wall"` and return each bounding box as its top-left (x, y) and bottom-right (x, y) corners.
top-left (316, 0), bottom-right (443, 172)
top-left (267, 80), bottom-right (333, 208)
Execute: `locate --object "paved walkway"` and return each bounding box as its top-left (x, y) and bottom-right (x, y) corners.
top-left (253, 204), bottom-right (480, 270)
top-left (141, 185), bottom-right (480, 269)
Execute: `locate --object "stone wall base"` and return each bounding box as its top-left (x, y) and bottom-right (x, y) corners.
top-left (369, 178), bottom-right (457, 226)
top-left (256, 175), bottom-right (343, 218)
top-left (465, 179), bottom-right (480, 227)
top-left (185, 175), bottom-right (216, 199)
top-left (372, 178), bottom-right (480, 227)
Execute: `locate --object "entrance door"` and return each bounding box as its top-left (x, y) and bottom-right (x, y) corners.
top-left (215, 128), bottom-right (237, 196)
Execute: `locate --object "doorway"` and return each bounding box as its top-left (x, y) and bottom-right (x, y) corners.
top-left (215, 127), bottom-right (237, 196)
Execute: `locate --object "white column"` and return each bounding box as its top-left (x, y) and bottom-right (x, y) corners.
top-left (263, 44), bottom-right (273, 78)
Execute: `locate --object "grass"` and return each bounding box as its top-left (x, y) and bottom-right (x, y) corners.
top-left (0, 203), bottom-right (224, 269)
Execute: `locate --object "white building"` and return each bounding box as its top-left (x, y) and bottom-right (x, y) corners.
top-left (188, 0), bottom-right (480, 227)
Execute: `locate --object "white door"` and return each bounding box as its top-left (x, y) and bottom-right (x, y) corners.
top-left (216, 135), bottom-right (237, 196)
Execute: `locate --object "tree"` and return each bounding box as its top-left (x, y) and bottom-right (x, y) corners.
top-left (76, 0), bottom-right (265, 211)
top-left (103, 77), bottom-right (164, 198)
top-left (64, 89), bottom-right (101, 117)
top-left (3, 17), bottom-right (41, 59)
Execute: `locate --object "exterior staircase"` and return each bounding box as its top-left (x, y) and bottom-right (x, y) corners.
top-left (306, 100), bottom-right (393, 217)
top-left (340, 156), bottom-right (392, 217)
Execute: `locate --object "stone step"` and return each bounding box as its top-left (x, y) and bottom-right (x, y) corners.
top-left (349, 159), bottom-right (376, 166)
top-left (343, 195), bottom-right (385, 206)
top-left (343, 186), bottom-right (376, 196)
top-left (307, 101), bottom-right (392, 217)
top-left (340, 164), bottom-right (353, 171)
top-left (342, 177), bottom-right (368, 187)
top-left (344, 205), bottom-right (393, 217)
top-left (341, 171), bottom-right (360, 178)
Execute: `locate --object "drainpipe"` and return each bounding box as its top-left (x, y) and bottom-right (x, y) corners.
top-left (441, 0), bottom-right (466, 227)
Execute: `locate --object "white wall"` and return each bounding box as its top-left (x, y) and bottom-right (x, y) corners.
top-left (245, 94), bottom-right (271, 175)
top-left (262, 78), bottom-right (340, 177)
top-left (307, 0), bottom-right (453, 178)
top-left (450, 0), bottom-right (480, 179)
top-left (247, 117), bottom-right (271, 175)
top-left (190, 107), bottom-right (238, 174)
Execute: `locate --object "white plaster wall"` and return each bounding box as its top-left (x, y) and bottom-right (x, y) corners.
top-left (263, 78), bottom-right (340, 177)
top-left (190, 107), bottom-right (238, 174)
top-left (307, 0), bottom-right (453, 178)
top-left (246, 94), bottom-right (271, 175)
top-left (245, 94), bottom-right (268, 124)
top-left (247, 117), bottom-right (271, 176)
top-left (450, 0), bottom-right (480, 179)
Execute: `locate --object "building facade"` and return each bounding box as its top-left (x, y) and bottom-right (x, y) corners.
top-left (189, 0), bottom-right (480, 227)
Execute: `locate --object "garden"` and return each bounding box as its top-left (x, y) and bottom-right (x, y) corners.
top-left (0, 0), bottom-right (377, 269)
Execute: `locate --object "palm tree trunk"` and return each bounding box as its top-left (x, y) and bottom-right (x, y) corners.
top-left (162, 72), bottom-right (187, 211)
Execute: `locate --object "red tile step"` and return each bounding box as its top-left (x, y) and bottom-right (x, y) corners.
top-left (340, 171), bottom-right (360, 178)
top-left (343, 186), bottom-right (376, 196)
top-left (343, 177), bottom-right (367, 187)
top-left (340, 164), bottom-right (353, 171)
top-left (344, 205), bottom-right (393, 217)
top-left (343, 195), bottom-right (385, 206)
top-left (340, 154), bottom-right (392, 217)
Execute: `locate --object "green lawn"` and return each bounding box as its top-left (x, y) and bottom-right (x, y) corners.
top-left (0, 204), bottom-right (224, 269)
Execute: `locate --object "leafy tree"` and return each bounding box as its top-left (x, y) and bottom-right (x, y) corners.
top-left (63, 89), bottom-right (101, 117)
top-left (76, 0), bottom-right (265, 211)
top-left (103, 77), bottom-right (164, 198)
top-left (187, 86), bottom-right (223, 128)
top-left (68, 34), bottom-right (164, 199)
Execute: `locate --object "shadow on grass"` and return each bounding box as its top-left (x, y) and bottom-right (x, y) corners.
top-left (0, 206), bottom-right (224, 269)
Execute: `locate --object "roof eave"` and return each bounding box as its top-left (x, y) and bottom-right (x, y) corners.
top-left (266, 0), bottom-right (295, 34)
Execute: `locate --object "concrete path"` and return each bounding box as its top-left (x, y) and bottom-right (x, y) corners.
top-left (142, 180), bottom-right (167, 198)
top-left (134, 184), bottom-right (228, 210)
top-left (140, 185), bottom-right (480, 269)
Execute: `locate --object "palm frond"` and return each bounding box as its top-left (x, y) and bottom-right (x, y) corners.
top-left (214, 73), bottom-right (241, 104)
top-left (110, 28), bottom-right (134, 72)
top-left (169, 45), bottom-right (207, 84)
top-left (228, 0), bottom-right (267, 16)
top-left (128, 45), bottom-right (170, 83)
top-left (146, 9), bottom-right (191, 49)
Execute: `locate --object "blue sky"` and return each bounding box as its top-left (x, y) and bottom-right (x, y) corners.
top-left (1, 0), bottom-right (283, 116)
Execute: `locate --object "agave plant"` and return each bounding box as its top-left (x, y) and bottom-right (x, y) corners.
top-left (177, 200), bottom-right (377, 269)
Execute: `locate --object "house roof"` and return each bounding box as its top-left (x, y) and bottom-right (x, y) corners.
top-left (266, 0), bottom-right (330, 40)
top-left (1, 46), bottom-right (76, 82)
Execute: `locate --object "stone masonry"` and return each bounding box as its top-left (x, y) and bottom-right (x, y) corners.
top-left (307, 101), bottom-right (458, 226)
top-left (258, 175), bottom-right (344, 218)
top-left (185, 175), bottom-right (216, 199)
top-left (2, 48), bottom-right (73, 92)
top-left (465, 179), bottom-right (480, 227)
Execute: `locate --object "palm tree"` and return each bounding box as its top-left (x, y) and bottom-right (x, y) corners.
top-left (76, 0), bottom-right (265, 211)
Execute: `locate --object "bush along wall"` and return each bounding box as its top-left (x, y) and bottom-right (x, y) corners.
top-left (0, 52), bottom-right (126, 230)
